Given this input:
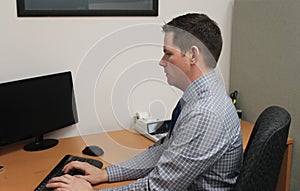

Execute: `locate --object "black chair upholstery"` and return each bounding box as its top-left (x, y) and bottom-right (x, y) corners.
top-left (234, 106), bottom-right (291, 191)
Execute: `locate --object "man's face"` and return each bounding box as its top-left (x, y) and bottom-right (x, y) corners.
top-left (159, 32), bottom-right (191, 91)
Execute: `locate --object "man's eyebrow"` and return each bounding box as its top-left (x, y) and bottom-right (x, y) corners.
top-left (163, 46), bottom-right (171, 52)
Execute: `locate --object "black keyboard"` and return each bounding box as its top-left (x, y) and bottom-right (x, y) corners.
top-left (35, 154), bottom-right (103, 191)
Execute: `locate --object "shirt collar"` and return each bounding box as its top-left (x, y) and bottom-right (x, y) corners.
top-left (182, 70), bottom-right (219, 104)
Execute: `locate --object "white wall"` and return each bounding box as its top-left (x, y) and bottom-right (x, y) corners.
top-left (0, 0), bottom-right (234, 138)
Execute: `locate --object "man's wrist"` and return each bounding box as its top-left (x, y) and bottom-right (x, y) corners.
top-left (101, 168), bottom-right (109, 182)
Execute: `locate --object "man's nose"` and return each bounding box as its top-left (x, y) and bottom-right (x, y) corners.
top-left (159, 57), bottom-right (167, 67)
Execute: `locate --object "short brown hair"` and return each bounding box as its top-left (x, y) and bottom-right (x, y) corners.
top-left (162, 13), bottom-right (223, 68)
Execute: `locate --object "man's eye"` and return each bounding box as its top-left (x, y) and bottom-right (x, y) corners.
top-left (165, 53), bottom-right (172, 57)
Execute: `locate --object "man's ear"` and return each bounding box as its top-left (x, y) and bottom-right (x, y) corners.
top-left (189, 46), bottom-right (201, 64)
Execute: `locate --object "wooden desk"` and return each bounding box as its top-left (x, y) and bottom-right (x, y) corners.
top-left (0, 130), bottom-right (153, 190)
top-left (0, 121), bottom-right (293, 190)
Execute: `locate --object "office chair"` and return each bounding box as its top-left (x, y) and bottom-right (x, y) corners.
top-left (234, 106), bottom-right (291, 191)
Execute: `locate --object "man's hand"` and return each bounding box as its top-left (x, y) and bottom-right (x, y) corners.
top-left (46, 174), bottom-right (94, 191)
top-left (46, 161), bottom-right (109, 191)
top-left (62, 161), bottom-right (108, 184)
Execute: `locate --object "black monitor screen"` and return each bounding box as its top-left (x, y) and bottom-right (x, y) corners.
top-left (0, 71), bottom-right (78, 151)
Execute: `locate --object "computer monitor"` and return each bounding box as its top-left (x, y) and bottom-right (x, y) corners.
top-left (0, 71), bottom-right (78, 151)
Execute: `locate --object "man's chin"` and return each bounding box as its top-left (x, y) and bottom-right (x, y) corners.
top-left (167, 79), bottom-right (175, 86)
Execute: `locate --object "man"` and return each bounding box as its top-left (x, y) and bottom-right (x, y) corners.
top-left (47, 13), bottom-right (243, 191)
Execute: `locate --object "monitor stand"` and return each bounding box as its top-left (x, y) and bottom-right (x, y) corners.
top-left (24, 135), bottom-right (58, 151)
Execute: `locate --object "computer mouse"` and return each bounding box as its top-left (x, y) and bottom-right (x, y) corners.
top-left (82, 145), bottom-right (104, 156)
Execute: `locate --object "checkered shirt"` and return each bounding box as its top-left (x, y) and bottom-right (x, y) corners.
top-left (102, 71), bottom-right (243, 191)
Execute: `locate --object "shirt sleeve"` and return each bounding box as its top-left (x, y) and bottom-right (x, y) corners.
top-left (100, 109), bottom-right (231, 191)
top-left (105, 136), bottom-right (169, 182)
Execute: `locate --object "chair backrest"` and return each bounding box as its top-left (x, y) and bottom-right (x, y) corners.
top-left (234, 106), bottom-right (291, 191)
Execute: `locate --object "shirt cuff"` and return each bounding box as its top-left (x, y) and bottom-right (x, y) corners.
top-left (106, 165), bottom-right (124, 182)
